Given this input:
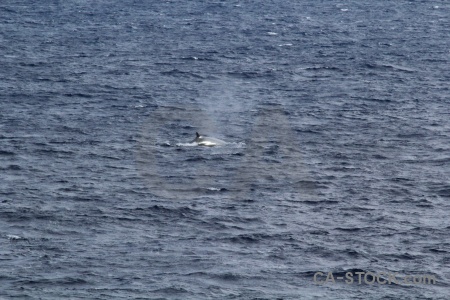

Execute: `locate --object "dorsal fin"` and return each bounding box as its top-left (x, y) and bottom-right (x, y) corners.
top-left (196, 132), bottom-right (200, 138)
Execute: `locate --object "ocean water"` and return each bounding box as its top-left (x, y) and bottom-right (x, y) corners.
top-left (1, 0), bottom-right (449, 299)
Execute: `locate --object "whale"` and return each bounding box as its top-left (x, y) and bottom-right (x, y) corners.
top-left (193, 132), bottom-right (226, 147)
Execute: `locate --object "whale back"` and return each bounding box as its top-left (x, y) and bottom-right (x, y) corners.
top-left (193, 132), bottom-right (225, 146)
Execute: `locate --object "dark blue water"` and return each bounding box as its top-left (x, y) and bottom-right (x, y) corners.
top-left (1, 0), bottom-right (449, 299)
